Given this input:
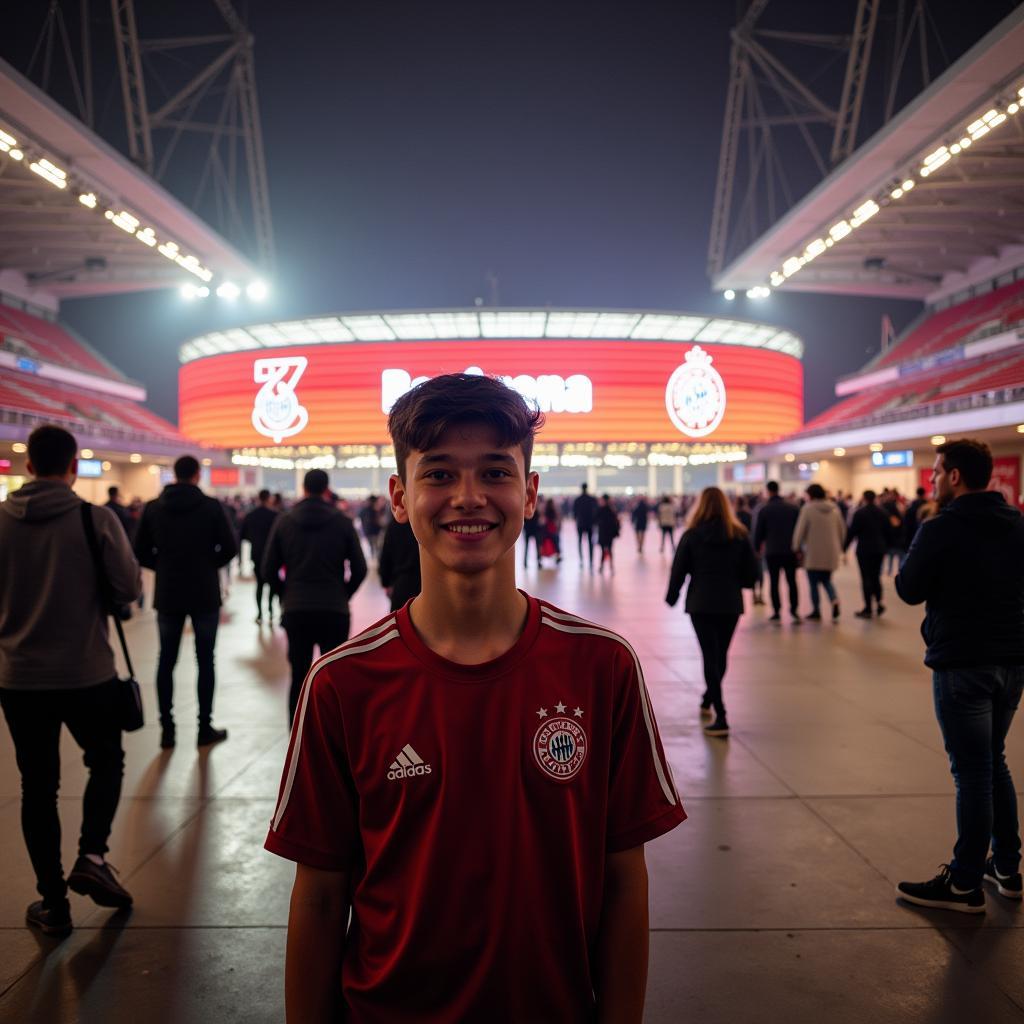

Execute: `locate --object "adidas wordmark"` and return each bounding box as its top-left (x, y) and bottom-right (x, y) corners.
top-left (387, 744), bottom-right (433, 781)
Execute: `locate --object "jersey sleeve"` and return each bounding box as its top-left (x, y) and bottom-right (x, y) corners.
top-left (605, 645), bottom-right (686, 852)
top-left (264, 665), bottom-right (360, 871)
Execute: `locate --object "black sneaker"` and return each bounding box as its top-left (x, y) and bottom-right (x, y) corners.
top-left (769, 613), bottom-right (781, 622)
top-left (197, 725), bottom-right (228, 747)
top-left (699, 697), bottom-right (713, 720)
top-left (791, 613), bottom-right (802, 624)
top-left (68, 856), bottom-right (133, 908)
top-left (806, 610), bottom-right (822, 621)
top-left (896, 865), bottom-right (984, 913)
top-left (876, 603), bottom-right (886, 616)
top-left (984, 857), bottom-right (1023, 899)
top-left (854, 608), bottom-right (872, 619)
top-left (703, 716), bottom-right (729, 738)
top-left (832, 601), bottom-right (841, 621)
top-left (26, 899), bottom-right (72, 937)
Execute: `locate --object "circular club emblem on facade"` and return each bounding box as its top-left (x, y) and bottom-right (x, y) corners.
top-left (665, 345), bottom-right (726, 438)
top-left (533, 717), bottom-right (588, 781)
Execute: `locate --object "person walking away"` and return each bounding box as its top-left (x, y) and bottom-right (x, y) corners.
top-left (358, 495), bottom-right (383, 561)
top-left (541, 496), bottom-right (562, 564)
top-left (735, 496), bottom-right (765, 605)
top-left (902, 486), bottom-right (928, 555)
top-left (792, 483), bottom-right (846, 621)
top-left (0, 425), bottom-right (140, 936)
top-left (104, 485), bottom-right (136, 541)
top-left (378, 515), bottom-right (421, 612)
top-left (573, 482), bottom-right (598, 570)
top-left (521, 499), bottom-right (542, 567)
top-left (266, 373), bottom-right (684, 1022)
top-left (631, 495), bottom-right (650, 553)
top-left (134, 454), bottom-right (237, 749)
top-left (752, 481), bottom-right (801, 623)
top-left (262, 469), bottom-right (367, 724)
top-left (240, 489), bottom-right (279, 623)
top-left (895, 438), bottom-right (1024, 913)
top-left (595, 493), bottom-right (620, 574)
top-left (656, 495), bottom-right (676, 552)
top-left (666, 486), bottom-right (760, 738)
top-left (843, 490), bottom-right (892, 618)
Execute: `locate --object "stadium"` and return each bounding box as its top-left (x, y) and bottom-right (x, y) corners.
top-left (1, 2), bottom-right (1024, 1022)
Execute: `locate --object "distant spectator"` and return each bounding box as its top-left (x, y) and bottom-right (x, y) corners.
top-left (378, 517), bottom-right (421, 612)
top-left (134, 454), bottom-right (238, 749)
top-left (753, 481), bottom-right (801, 623)
top-left (844, 490), bottom-right (892, 619)
top-left (595, 494), bottom-right (620, 575)
top-left (902, 486), bottom-right (929, 552)
top-left (521, 498), bottom-right (543, 568)
top-left (631, 495), bottom-right (650, 553)
top-left (657, 495), bottom-right (676, 552)
top-left (573, 483), bottom-right (598, 570)
top-left (240, 489), bottom-right (280, 623)
top-left (792, 483), bottom-right (846, 621)
top-left (104, 485), bottom-right (135, 541)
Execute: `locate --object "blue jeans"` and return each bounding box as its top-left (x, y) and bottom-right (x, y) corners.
top-left (806, 569), bottom-right (837, 613)
top-left (933, 666), bottom-right (1023, 888)
top-left (156, 610), bottom-right (221, 729)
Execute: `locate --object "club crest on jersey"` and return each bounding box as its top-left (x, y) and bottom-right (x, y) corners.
top-left (533, 703), bottom-right (587, 780)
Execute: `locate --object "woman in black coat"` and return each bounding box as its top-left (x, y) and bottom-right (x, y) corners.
top-left (595, 494), bottom-right (620, 574)
top-left (666, 487), bottom-right (760, 738)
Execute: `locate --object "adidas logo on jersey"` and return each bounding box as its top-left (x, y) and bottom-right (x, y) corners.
top-left (387, 744), bottom-right (433, 781)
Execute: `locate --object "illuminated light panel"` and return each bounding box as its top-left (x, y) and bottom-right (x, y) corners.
top-left (479, 312), bottom-right (547, 338)
top-left (246, 280), bottom-right (269, 301)
top-left (833, 447), bottom-right (845, 457)
top-left (135, 227), bottom-right (157, 247)
top-left (386, 314), bottom-right (438, 339)
top-left (343, 315), bottom-right (397, 341)
top-left (890, 187), bottom-right (904, 199)
top-left (29, 158), bottom-right (68, 188)
top-left (428, 312), bottom-right (479, 338)
top-left (849, 199), bottom-right (879, 227)
top-left (1016, 424), bottom-right (1024, 434)
top-left (129, 453), bottom-right (142, 463)
top-left (80, 448), bottom-right (94, 459)
top-left (930, 435), bottom-right (945, 445)
top-left (902, 179), bottom-right (914, 191)
top-left (804, 238), bottom-right (827, 259)
top-left (102, 461), bottom-right (111, 471)
top-left (216, 282), bottom-right (240, 300)
top-left (723, 289), bottom-right (735, 301)
top-left (784, 453), bottom-right (795, 462)
top-left (78, 192), bottom-right (97, 208)
top-left (11, 442), bottom-right (27, 454)
top-left (0, 128), bottom-right (17, 151)
top-left (111, 210), bottom-right (139, 234)
top-left (829, 220), bottom-right (852, 242)
top-left (8, 149), bottom-right (23, 161)
top-left (869, 443), bottom-right (884, 452)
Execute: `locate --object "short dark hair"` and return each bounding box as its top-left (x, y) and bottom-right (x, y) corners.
top-left (174, 455), bottom-right (200, 481)
top-left (387, 373), bottom-right (544, 480)
top-left (936, 438), bottom-right (993, 490)
top-left (806, 483), bottom-right (825, 500)
top-left (580, 482), bottom-right (589, 492)
top-left (916, 487), bottom-right (926, 497)
top-left (258, 488), bottom-right (271, 502)
top-left (766, 480), bottom-right (780, 495)
top-left (27, 425), bottom-right (77, 477)
top-left (863, 489), bottom-right (876, 502)
top-left (107, 485), bottom-right (120, 500)
top-left (303, 469), bottom-right (329, 495)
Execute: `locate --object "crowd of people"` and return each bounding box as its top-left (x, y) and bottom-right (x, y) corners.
top-left (0, 390), bottom-right (1021, 1020)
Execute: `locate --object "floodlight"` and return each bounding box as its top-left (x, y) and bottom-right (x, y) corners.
top-left (784, 453), bottom-right (795, 462)
top-left (246, 280), bottom-right (269, 301)
top-left (197, 286), bottom-right (210, 298)
top-left (723, 289), bottom-right (735, 301)
top-left (80, 449), bottom-right (94, 459)
top-left (129, 453), bottom-right (142, 463)
top-left (9, 149), bottom-right (23, 161)
top-left (833, 448), bottom-right (845, 457)
top-left (216, 281), bottom-right (240, 300)
top-left (78, 193), bottom-right (97, 208)
top-left (181, 283), bottom-right (199, 301)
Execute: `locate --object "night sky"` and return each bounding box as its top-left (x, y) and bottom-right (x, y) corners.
top-left (6, 1), bottom-right (1018, 423)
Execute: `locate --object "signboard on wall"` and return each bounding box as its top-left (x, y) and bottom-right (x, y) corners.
top-left (179, 340), bottom-right (802, 448)
top-left (990, 455), bottom-right (1022, 508)
top-left (871, 450), bottom-right (913, 468)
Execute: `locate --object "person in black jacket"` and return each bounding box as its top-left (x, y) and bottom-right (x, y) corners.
top-left (134, 454), bottom-right (238, 749)
top-left (521, 500), bottom-right (543, 568)
top-left (752, 481), bottom-right (801, 623)
top-left (573, 483), bottom-right (598, 570)
top-left (262, 469), bottom-right (368, 724)
top-left (843, 490), bottom-right (893, 618)
top-left (378, 517), bottom-right (421, 612)
top-left (666, 487), bottom-right (760, 738)
top-left (630, 496), bottom-right (650, 553)
top-left (894, 439), bottom-right (1024, 913)
top-left (595, 494), bottom-right (620, 575)
top-left (240, 489), bottom-right (279, 623)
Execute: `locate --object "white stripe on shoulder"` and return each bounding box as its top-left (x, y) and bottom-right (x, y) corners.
top-left (540, 615), bottom-right (678, 806)
top-left (537, 603), bottom-right (603, 629)
top-left (271, 625), bottom-right (400, 832)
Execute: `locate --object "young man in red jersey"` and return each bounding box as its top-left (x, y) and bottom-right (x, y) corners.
top-left (265, 373), bottom-right (685, 1023)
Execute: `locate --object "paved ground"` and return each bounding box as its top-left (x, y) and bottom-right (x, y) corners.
top-left (1, 525), bottom-right (1022, 1022)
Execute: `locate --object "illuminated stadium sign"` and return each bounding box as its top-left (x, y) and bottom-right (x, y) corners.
top-left (180, 336), bottom-right (802, 448)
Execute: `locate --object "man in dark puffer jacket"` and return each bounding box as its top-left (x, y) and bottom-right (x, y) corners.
top-left (895, 439), bottom-right (1024, 914)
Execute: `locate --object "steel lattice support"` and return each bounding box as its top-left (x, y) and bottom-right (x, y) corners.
top-left (110, 0), bottom-right (153, 173)
top-left (831, 0), bottom-right (881, 166)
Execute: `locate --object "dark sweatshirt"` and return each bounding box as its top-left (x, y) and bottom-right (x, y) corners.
top-left (0, 481), bottom-right (141, 689)
top-left (262, 497), bottom-right (367, 615)
top-left (896, 490), bottom-right (1024, 669)
top-left (134, 482), bottom-right (238, 614)
top-left (666, 520), bottom-right (761, 615)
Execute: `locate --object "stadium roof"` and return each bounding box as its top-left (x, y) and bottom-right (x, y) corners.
top-left (713, 5), bottom-right (1024, 302)
top-left (178, 307), bottom-right (805, 363)
top-left (0, 59), bottom-right (258, 301)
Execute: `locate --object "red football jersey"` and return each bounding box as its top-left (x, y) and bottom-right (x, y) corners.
top-left (266, 593), bottom-right (684, 1022)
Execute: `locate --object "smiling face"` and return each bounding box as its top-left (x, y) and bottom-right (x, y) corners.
top-left (390, 422), bottom-right (539, 578)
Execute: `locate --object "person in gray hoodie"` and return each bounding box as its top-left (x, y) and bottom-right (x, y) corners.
top-left (262, 469), bottom-right (367, 724)
top-left (792, 483), bottom-right (846, 621)
top-left (0, 425), bottom-right (141, 937)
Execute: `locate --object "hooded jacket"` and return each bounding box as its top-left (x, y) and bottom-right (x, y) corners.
top-left (0, 480), bottom-right (141, 689)
top-left (134, 483), bottom-right (238, 614)
top-left (666, 520), bottom-right (761, 615)
top-left (896, 490), bottom-right (1024, 669)
top-left (262, 497), bottom-right (368, 615)
top-left (792, 499), bottom-right (846, 571)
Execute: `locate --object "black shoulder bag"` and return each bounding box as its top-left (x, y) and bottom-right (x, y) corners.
top-left (80, 502), bottom-right (145, 732)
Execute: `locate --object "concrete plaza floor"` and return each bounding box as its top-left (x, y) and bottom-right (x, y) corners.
top-left (1, 526), bottom-right (1022, 1022)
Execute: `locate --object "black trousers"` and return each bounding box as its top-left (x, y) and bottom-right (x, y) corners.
top-left (0, 678), bottom-right (124, 906)
top-left (283, 610), bottom-right (351, 724)
top-left (577, 526), bottom-right (594, 565)
top-left (856, 552), bottom-right (884, 609)
top-left (255, 571), bottom-right (281, 618)
top-left (765, 552), bottom-right (799, 614)
top-left (522, 531), bottom-right (541, 567)
top-left (690, 613), bottom-right (740, 718)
